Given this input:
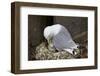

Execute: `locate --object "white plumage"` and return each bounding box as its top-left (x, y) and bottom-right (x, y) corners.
top-left (44, 24), bottom-right (78, 54)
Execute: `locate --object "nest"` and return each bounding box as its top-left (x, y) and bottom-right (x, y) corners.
top-left (31, 42), bottom-right (79, 60)
top-left (30, 41), bottom-right (88, 60)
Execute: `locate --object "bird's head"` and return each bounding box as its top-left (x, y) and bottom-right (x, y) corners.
top-left (44, 26), bottom-right (53, 41)
top-left (44, 26), bottom-right (55, 51)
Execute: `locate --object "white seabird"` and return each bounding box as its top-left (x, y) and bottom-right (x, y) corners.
top-left (43, 24), bottom-right (78, 54)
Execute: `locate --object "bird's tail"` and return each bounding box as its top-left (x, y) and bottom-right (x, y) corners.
top-left (63, 49), bottom-right (73, 55)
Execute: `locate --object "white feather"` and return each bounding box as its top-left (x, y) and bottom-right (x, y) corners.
top-left (44, 24), bottom-right (78, 54)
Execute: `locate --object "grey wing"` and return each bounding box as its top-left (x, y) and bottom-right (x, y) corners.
top-left (53, 26), bottom-right (77, 51)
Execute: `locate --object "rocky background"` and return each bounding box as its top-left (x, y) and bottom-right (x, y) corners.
top-left (28, 15), bottom-right (88, 60)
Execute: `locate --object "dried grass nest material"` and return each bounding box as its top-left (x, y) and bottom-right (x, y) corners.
top-left (34, 42), bottom-right (76, 60)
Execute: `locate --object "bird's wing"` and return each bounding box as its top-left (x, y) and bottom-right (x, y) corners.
top-left (53, 26), bottom-right (77, 51)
